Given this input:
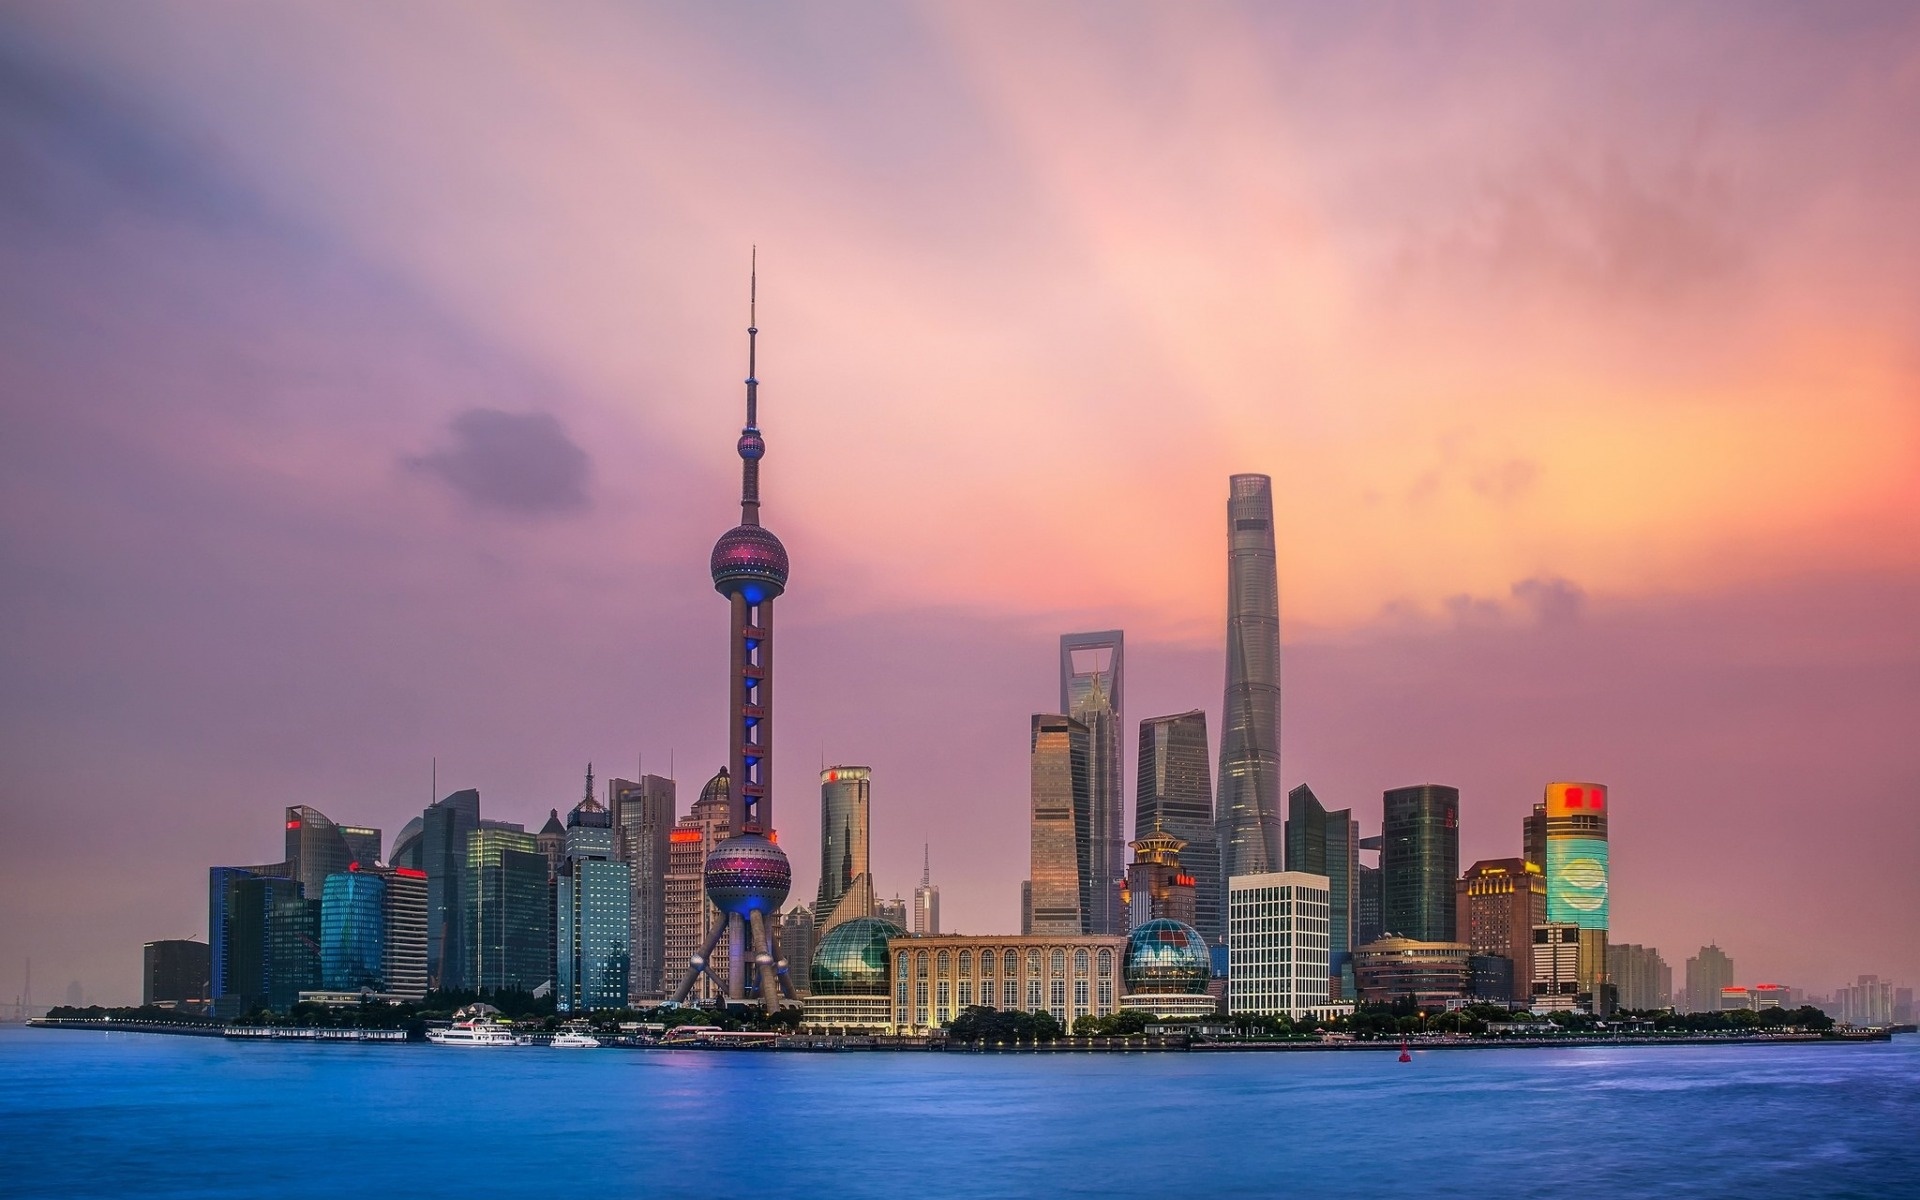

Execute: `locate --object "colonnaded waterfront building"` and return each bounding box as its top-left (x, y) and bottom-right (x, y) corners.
top-left (890, 935), bottom-right (1129, 1033)
top-left (1227, 871), bottom-right (1341, 1019)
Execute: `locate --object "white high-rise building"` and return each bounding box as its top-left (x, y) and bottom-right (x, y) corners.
top-left (1227, 871), bottom-right (1332, 1019)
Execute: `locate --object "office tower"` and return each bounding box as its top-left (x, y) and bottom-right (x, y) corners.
top-left (557, 770), bottom-right (633, 1012)
top-left (340, 826), bottom-right (382, 867)
top-left (1457, 858), bottom-right (1547, 1004)
top-left (1285, 785), bottom-right (1358, 997)
top-left (1029, 713), bottom-right (1091, 936)
top-left (208, 861), bottom-right (292, 1016)
top-left (268, 892), bottom-right (321, 1011)
top-left (1228, 872), bottom-right (1332, 1018)
top-left (1684, 944), bottom-right (1734, 1013)
top-left (1610, 944), bottom-right (1673, 1011)
top-left (1354, 861), bottom-right (1383, 948)
top-left (537, 809), bottom-right (567, 879)
top-left (1020, 881), bottom-right (1032, 936)
top-left (465, 826), bottom-right (549, 994)
top-left (1382, 785), bottom-right (1460, 943)
top-left (389, 817), bottom-right (424, 871)
top-left (780, 906), bottom-right (816, 996)
top-left (665, 769), bottom-right (731, 1001)
top-left (374, 865), bottom-right (428, 1000)
top-left (284, 805), bottom-right (354, 900)
top-left (1523, 802), bottom-right (1546, 870)
top-left (612, 773), bottom-right (676, 1001)
top-left (1718, 985), bottom-right (1753, 1011)
top-left (877, 895), bottom-right (910, 930)
top-left (319, 870), bottom-right (387, 990)
top-left (1531, 924), bottom-right (1582, 1010)
top-left (1353, 936), bottom-right (1470, 1007)
top-left (142, 940), bottom-right (210, 1008)
top-left (1137, 711), bottom-right (1221, 943)
top-left (421, 788), bottom-right (481, 990)
top-left (913, 847), bottom-right (941, 936)
top-left (668, 269), bottom-right (794, 1014)
top-left (1125, 822), bottom-right (1197, 927)
top-left (1543, 782), bottom-right (1610, 1008)
top-left (1061, 631), bottom-right (1125, 936)
top-left (1217, 473), bottom-right (1284, 884)
top-left (816, 766), bottom-right (873, 929)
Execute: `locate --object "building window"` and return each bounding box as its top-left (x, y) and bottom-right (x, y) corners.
top-left (1004, 980), bottom-right (1019, 1009)
top-left (1098, 949), bottom-right (1113, 977)
top-left (937, 981), bottom-right (950, 1022)
top-left (1027, 950), bottom-right (1041, 977)
top-left (1098, 980), bottom-right (1112, 1007)
top-left (916, 951), bottom-right (929, 979)
top-left (1027, 980), bottom-right (1042, 1011)
top-left (1074, 979), bottom-right (1088, 1011)
top-left (1051, 949), bottom-right (1066, 977)
top-left (937, 950), bottom-right (950, 978)
top-left (958, 981), bottom-right (972, 1007)
top-left (1050, 979), bottom-right (1065, 1018)
top-left (958, 950), bottom-right (971, 976)
top-left (1074, 948), bottom-right (1088, 976)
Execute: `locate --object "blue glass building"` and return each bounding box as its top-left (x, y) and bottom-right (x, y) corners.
top-left (556, 779), bottom-right (631, 1012)
top-left (320, 870), bottom-right (387, 990)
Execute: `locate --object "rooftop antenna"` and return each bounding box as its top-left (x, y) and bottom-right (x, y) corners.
top-left (921, 844), bottom-right (931, 888)
top-left (584, 763), bottom-right (595, 806)
top-left (431, 756), bottom-right (437, 805)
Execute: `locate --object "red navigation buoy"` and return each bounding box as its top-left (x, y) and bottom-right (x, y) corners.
top-left (1398, 1041), bottom-right (1411, 1063)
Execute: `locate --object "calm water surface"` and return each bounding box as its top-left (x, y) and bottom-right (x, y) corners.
top-left (2, 1027), bottom-right (1916, 1198)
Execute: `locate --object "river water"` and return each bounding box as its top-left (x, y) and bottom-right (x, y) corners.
top-left (2, 1027), bottom-right (1915, 1198)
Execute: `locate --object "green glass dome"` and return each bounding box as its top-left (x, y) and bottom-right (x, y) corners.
top-left (808, 916), bottom-right (907, 997)
top-left (1123, 919), bottom-right (1212, 995)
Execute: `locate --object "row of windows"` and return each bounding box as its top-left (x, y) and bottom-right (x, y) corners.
top-left (896, 947), bottom-right (1115, 980)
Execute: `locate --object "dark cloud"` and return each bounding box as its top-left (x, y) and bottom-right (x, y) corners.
top-left (408, 409), bottom-right (591, 517)
top-left (1511, 575), bottom-right (1586, 627)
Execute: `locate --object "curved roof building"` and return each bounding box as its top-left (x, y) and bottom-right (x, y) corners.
top-left (803, 916), bottom-right (906, 1032)
top-left (1123, 919), bottom-right (1214, 996)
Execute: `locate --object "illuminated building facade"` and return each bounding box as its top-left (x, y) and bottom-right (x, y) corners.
top-left (1136, 710), bottom-right (1220, 942)
top-left (1217, 474), bottom-right (1284, 885)
top-left (1285, 785), bottom-right (1358, 997)
top-left (888, 934), bottom-right (1126, 1032)
top-left (1061, 631), bottom-right (1125, 936)
top-left (1531, 923), bottom-right (1582, 1011)
top-left (319, 870), bottom-right (386, 990)
top-left (464, 826), bottom-right (549, 993)
top-left (1228, 872), bottom-right (1334, 1018)
top-left (664, 769), bottom-right (730, 1001)
top-left (816, 766), bottom-right (874, 930)
top-left (374, 865), bottom-right (428, 1000)
top-left (1121, 919), bottom-right (1218, 1020)
top-left (1457, 858), bottom-right (1547, 1004)
top-left (1382, 785), bottom-right (1460, 943)
top-left (668, 265), bottom-right (795, 1014)
top-left (1028, 713), bottom-right (1091, 936)
top-left (557, 774), bottom-right (632, 1012)
top-left (612, 774), bottom-right (676, 1001)
top-left (1354, 937), bottom-right (1470, 1008)
top-left (1543, 782), bottom-right (1609, 1008)
top-left (1124, 823), bottom-right (1197, 927)
top-left (801, 916), bottom-right (904, 1031)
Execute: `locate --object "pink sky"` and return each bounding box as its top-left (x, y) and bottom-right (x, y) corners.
top-left (1, 3), bottom-right (1916, 1005)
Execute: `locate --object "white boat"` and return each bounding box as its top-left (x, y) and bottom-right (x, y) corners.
top-left (427, 1020), bottom-right (522, 1047)
top-left (551, 1031), bottom-right (602, 1048)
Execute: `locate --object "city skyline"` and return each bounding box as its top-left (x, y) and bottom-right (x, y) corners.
top-left (3, 4), bottom-right (1919, 1005)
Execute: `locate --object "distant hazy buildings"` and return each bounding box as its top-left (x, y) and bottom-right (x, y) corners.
top-left (816, 766), bottom-right (873, 930)
top-left (1061, 631), bottom-right (1126, 936)
top-left (913, 848), bottom-right (941, 936)
top-left (1457, 858), bottom-right (1546, 1005)
top-left (1611, 943), bottom-right (1673, 1011)
top-left (1285, 786), bottom-right (1357, 997)
top-left (142, 939), bottom-right (209, 1008)
top-left (1217, 474), bottom-right (1284, 885)
top-left (876, 895), bottom-right (910, 930)
top-left (612, 773), bottom-right (675, 1001)
top-left (1835, 975), bottom-right (1896, 1026)
top-left (1229, 872), bottom-right (1333, 1019)
top-left (1029, 713), bottom-right (1091, 937)
top-left (1685, 943), bottom-right (1734, 1013)
top-left (1136, 710), bottom-right (1219, 942)
top-left (1382, 785), bottom-right (1460, 944)
top-left (780, 905), bottom-right (815, 996)
top-left (1543, 782), bottom-right (1610, 1008)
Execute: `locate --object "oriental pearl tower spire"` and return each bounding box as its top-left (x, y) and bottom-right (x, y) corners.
top-left (670, 251), bottom-right (796, 1013)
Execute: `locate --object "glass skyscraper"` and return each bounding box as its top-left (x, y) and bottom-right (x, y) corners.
top-left (557, 784), bottom-right (632, 1012)
top-left (1217, 474), bottom-right (1284, 884)
top-left (1284, 785), bottom-right (1358, 997)
top-left (1381, 784), bottom-right (1460, 943)
top-left (1136, 710), bottom-right (1219, 942)
top-left (1061, 632), bottom-right (1125, 936)
top-left (1028, 713), bottom-right (1091, 936)
top-left (422, 788), bottom-right (481, 990)
top-left (815, 765), bottom-right (872, 928)
top-left (1544, 781), bottom-right (1610, 1008)
top-left (284, 805), bottom-right (354, 902)
top-left (208, 862), bottom-right (294, 1016)
top-left (320, 870), bottom-right (387, 990)
top-left (465, 826), bottom-right (550, 994)
top-left (612, 774), bottom-right (675, 1002)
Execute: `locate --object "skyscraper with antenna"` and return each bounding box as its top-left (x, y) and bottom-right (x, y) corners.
top-left (913, 845), bottom-right (941, 936)
top-left (669, 254), bottom-right (796, 1013)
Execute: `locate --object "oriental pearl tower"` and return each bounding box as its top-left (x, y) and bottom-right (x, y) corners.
top-left (670, 254), bottom-right (796, 1014)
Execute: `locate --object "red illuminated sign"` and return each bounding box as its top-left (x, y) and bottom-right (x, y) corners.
top-left (1175, 875), bottom-right (1196, 887)
top-left (395, 868), bottom-right (427, 879)
top-left (670, 830), bottom-right (702, 844)
top-left (1546, 782), bottom-right (1608, 817)
top-left (286, 820), bottom-right (301, 829)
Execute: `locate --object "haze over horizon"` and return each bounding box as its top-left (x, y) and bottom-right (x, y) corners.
top-left (2, 3), bottom-right (1916, 1006)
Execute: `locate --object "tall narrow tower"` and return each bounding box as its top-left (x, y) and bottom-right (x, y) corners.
top-left (1061, 631), bottom-right (1124, 935)
top-left (1217, 473), bottom-right (1284, 882)
top-left (670, 256), bottom-right (794, 1014)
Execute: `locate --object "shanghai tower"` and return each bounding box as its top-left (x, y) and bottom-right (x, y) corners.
top-left (1216, 473), bottom-right (1283, 885)
top-left (669, 256), bottom-right (795, 1014)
